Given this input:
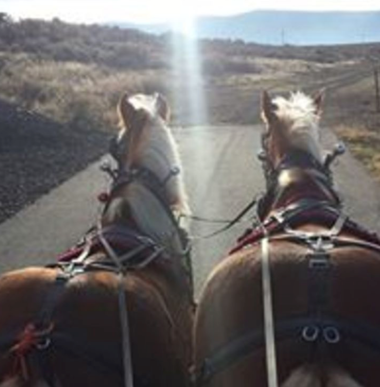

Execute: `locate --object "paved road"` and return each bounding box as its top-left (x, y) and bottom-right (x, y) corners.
top-left (0, 126), bottom-right (379, 296)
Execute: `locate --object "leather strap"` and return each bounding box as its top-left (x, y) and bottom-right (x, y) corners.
top-left (261, 236), bottom-right (279, 387)
top-left (193, 315), bottom-right (380, 386)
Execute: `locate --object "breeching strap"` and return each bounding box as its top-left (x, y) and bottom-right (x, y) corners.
top-left (98, 227), bottom-right (134, 387)
top-left (261, 236), bottom-right (279, 387)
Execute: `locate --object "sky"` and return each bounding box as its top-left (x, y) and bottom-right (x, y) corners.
top-left (1, 0), bottom-right (380, 24)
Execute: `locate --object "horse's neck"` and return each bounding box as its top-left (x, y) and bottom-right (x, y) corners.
top-left (265, 167), bottom-right (337, 217)
top-left (104, 181), bottom-right (185, 257)
top-left (137, 126), bottom-right (190, 216)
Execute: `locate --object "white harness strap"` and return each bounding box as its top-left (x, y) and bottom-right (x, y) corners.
top-left (98, 227), bottom-right (134, 387)
top-left (261, 236), bottom-right (279, 387)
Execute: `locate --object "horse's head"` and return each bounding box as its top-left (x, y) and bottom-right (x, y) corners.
top-left (112, 92), bottom-right (171, 169)
top-left (260, 90), bottom-right (324, 170)
top-left (102, 92), bottom-right (190, 252)
top-left (258, 90), bottom-right (341, 217)
top-left (110, 92), bottom-right (189, 215)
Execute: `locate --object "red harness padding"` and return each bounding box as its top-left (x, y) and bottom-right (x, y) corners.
top-left (57, 225), bottom-right (144, 262)
top-left (230, 207), bottom-right (380, 255)
top-left (9, 323), bottom-right (54, 381)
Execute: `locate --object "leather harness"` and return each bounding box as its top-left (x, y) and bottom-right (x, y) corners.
top-left (0, 224), bottom-right (165, 386)
top-left (1, 161), bottom-right (191, 386)
top-left (193, 150), bottom-right (380, 386)
top-left (193, 204), bottom-right (380, 386)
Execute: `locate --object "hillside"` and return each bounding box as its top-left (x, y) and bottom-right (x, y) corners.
top-left (116, 10), bottom-right (380, 46)
top-left (1, 16), bottom-right (380, 127)
top-left (0, 15), bottom-right (379, 224)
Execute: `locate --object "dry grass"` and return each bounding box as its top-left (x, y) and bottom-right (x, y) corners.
top-left (335, 124), bottom-right (380, 180)
top-left (0, 31), bottom-right (379, 180)
top-left (0, 53), bottom-right (170, 131)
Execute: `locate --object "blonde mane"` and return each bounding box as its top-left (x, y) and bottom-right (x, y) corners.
top-left (273, 91), bottom-right (323, 163)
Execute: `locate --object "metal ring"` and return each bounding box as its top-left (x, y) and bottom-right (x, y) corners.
top-left (323, 326), bottom-right (341, 344)
top-left (257, 150), bottom-right (267, 161)
top-left (302, 325), bottom-right (320, 342)
top-left (171, 166), bottom-right (180, 175)
top-left (36, 338), bottom-right (51, 350)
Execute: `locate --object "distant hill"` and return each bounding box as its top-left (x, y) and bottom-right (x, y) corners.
top-left (114, 10), bottom-right (380, 46)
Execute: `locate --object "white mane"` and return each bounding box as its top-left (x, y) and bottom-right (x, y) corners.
top-left (273, 91), bottom-right (323, 163)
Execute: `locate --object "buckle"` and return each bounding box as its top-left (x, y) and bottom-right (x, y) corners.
top-left (308, 252), bottom-right (330, 270)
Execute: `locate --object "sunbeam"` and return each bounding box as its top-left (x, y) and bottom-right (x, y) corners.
top-left (170, 13), bottom-right (208, 126)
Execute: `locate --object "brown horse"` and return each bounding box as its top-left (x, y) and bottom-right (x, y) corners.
top-left (193, 90), bottom-right (380, 387)
top-left (0, 93), bottom-right (194, 387)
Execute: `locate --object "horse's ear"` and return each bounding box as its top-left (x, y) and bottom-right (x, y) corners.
top-left (118, 93), bottom-right (136, 129)
top-left (312, 89), bottom-right (324, 115)
top-left (261, 90), bottom-right (276, 124)
top-left (155, 93), bottom-right (170, 122)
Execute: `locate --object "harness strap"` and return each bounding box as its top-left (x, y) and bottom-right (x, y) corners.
top-left (193, 316), bottom-right (380, 386)
top-left (37, 272), bottom-right (70, 328)
top-left (261, 236), bottom-right (279, 387)
top-left (51, 332), bottom-right (124, 378)
top-left (20, 271), bottom-right (70, 387)
top-left (98, 226), bottom-right (134, 387)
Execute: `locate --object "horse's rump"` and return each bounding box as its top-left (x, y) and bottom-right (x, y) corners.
top-left (0, 262), bottom-right (192, 387)
top-left (195, 228), bottom-right (380, 386)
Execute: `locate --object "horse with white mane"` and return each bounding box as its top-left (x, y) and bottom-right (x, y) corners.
top-left (193, 90), bottom-right (380, 387)
top-left (0, 92), bottom-right (194, 387)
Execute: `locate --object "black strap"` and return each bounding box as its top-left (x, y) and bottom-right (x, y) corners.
top-left (33, 349), bottom-right (58, 387)
top-left (307, 249), bottom-right (332, 319)
top-left (51, 332), bottom-right (123, 379)
top-left (194, 318), bottom-right (307, 386)
top-left (195, 196), bottom-right (258, 240)
top-left (193, 316), bottom-right (380, 386)
top-left (36, 271), bottom-right (70, 328)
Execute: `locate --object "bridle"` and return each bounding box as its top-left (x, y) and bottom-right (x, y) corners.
top-left (256, 129), bottom-right (345, 220)
top-left (259, 127), bottom-right (342, 190)
top-left (100, 159), bottom-right (181, 218)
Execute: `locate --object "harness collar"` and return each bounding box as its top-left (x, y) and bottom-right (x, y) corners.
top-left (256, 148), bottom-right (341, 221)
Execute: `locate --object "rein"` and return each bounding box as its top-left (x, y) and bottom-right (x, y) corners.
top-left (186, 196), bottom-right (260, 240)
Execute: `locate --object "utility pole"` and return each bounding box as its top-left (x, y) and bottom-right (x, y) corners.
top-left (374, 67), bottom-right (380, 113)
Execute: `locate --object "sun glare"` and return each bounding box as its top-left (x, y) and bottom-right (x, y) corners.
top-left (169, 1), bottom-right (208, 124)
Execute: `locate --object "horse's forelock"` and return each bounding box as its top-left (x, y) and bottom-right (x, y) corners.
top-left (272, 92), bottom-right (323, 161)
top-left (273, 92), bottom-right (319, 127)
top-left (128, 94), bottom-right (159, 118)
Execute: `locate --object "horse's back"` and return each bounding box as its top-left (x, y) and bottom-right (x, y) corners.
top-left (0, 263), bottom-right (192, 387)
